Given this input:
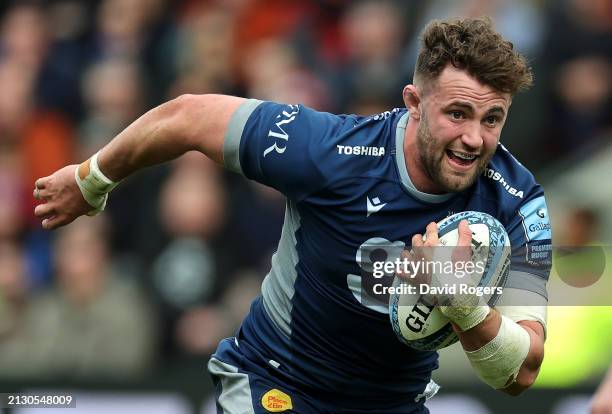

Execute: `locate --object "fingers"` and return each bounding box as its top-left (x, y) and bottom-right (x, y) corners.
top-left (424, 222), bottom-right (439, 245)
top-left (35, 177), bottom-right (49, 190)
top-left (457, 220), bottom-right (472, 247)
top-left (411, 233), bottom-right (425, 263)
top-left (33, 177), bottom-right (51, 200)
top-left (37, 209), bottom-right (73, 230)
top-left (42, 214), bottom-right (74, 230)
top-left (411, 222), bottom-right (439, 248)
top-left (412, 222), bottom-right (438, 263)
top-left (453, 220), bottom-right (473, 263)
top-left (35, 201), bottom-right (75, 229)
top-left (33, 187), bottom-right (51, 200)
top-left (396, 249), bottom-right (413, 281)
top-left (411, 233), bottom-right (423, 248)
top-left (34, 202), bottom-right (55, 218)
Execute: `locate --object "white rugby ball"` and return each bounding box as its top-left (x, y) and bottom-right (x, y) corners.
top-left (389, 211), bottom-right (510, 351)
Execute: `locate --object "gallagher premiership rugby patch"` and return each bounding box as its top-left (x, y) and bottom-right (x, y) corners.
top-left (518, 196), bottom-right (551, 242)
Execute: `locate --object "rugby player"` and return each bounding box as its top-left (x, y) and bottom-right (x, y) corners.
top-left (33, 18), bottom-right (551, 413)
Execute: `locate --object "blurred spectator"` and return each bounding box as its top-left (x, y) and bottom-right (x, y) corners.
top-left (79, 57), bottom-right (144, 158)
top-left (0, 22), bottom-right (75, 284)
top-left (230, 0), bottom-right (315, 68)
top-left (0, 240), bottom-right (36, 378)
top-left (175, 270), bottom-right (261, 355)
top-left (170, 5), bottom-right (236, 97)
top-left (0, 1), bottom-right (84, 117)
top-left (93, 0), bottom-right (165, 60)
top-left (558, 207), bottom-right (600, 246)
top-left (404, 0), bottom-right (545, 58)
top-left (0, 3), bottom-right (48, 70)
top-left (22, 215), bottom-right (157, 379)
top-left (540, 0), bottom-right (612, 163)
top-left (242, 38), bottom-right (332, 110)
top-left (0, 146), bottom-right (27, 242)
top-left (91, 0), bottom-right (177, 105)
top-left (0, 60), bottom-right (75, 202)
top-left (338, 0), bottom-right (407, 112)
top-left (148, 154), bottom-right (238, 355)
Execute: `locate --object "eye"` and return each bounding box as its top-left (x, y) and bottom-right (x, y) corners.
top-left (484, 115), bottom-right (499, 126)
top-left (449, 110), bottom-right (464, 120)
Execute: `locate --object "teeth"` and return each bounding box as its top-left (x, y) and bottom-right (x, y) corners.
top-left (451, 151), bottom-right (477, 160)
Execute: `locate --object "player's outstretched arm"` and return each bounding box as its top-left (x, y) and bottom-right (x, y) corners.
top-left (33, 94), bottom-right (246, 229)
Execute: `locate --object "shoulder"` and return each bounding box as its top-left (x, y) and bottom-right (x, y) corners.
top-left (243, 100), bottom-right (404, 172)
top-left (245, 100), bottom-right (404, 144)
top-left (230, 100), bottom-right (406, 199)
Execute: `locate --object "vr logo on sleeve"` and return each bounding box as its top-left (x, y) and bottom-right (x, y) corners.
top-left (518, 196), bottom-right (552, 242)
top-left (263, 105), bottom-right (300, 157)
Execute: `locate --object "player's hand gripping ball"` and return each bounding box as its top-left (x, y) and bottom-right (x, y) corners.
top-left (389, 211), bottom-right (510, 351)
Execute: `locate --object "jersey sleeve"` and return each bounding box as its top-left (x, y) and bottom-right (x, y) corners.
top-left (223, 99), bottom-right (349, 200)
top-left (504, 186), bottom-right (553, 301)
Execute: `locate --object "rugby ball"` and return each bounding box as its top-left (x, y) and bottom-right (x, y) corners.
top-left (389, 211), bottom-right (510, 351)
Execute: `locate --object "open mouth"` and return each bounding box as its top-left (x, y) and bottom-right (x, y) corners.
top-left (445, 150), bottom-right (478, 169)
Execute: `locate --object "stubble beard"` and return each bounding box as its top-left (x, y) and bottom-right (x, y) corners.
top-left (415, 115), bottom-right (493, 193)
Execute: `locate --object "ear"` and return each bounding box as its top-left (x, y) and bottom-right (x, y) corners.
top-left (403, 85), bottom-right (421, 120)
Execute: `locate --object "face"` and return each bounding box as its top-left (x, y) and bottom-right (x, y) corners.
top-left (407, 66), bottom-right (511, 193)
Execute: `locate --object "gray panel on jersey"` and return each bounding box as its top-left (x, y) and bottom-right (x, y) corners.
top-left (504, 270), bottom-right (548, 300)
top-left (394, 112), bottom-right (454, 203)
top-left (223, 99), bottom-right (263, 174)
top-left (261, 200), bottom-right (301, 337)
top-left (208, 357), bottom-right (255, 414)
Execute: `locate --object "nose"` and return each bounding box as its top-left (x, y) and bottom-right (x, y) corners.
top-left (460, 122), bottom-right (484, 150)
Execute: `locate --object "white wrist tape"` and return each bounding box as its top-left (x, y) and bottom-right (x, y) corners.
top-left (75, 151), bottom-right (118, 216)
top-left (465, 314), bottom-right (531, 389)
top-left (440, 304), bottom-right (490, 331)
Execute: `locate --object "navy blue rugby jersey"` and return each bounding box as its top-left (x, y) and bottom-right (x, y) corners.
top-left (221, 100), bottom-right (552, 403)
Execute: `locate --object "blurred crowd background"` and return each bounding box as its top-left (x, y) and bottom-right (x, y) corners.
top-left (0, 0), bottom-right (611, 413)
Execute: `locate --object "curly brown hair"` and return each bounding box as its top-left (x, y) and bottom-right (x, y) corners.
top-left (415, 17), bottom-right (533, 95)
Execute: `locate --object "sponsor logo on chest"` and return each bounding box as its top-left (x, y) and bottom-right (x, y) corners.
top-left (337, 145), bottom-right (385, 156)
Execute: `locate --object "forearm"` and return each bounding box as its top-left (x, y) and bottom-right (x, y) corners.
top-left (83, 94), bottom-right (245, 181)
top-left (95, 98), bottom-right (198, 181)
top-left (453, 308), bottom-right (544, 395)
top-left (454, 306), bottom-right (501, 351)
